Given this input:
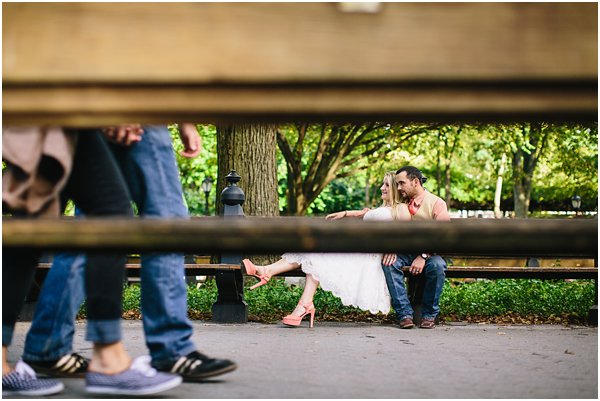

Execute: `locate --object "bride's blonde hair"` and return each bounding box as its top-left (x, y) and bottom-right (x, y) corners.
top-left (381, 171), bottom-right (404, 220)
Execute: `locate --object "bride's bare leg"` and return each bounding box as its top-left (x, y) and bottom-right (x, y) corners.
top-left (290, 274), bottom-right (319, 317)
top-left (254, 258), bottom-right (300, 277)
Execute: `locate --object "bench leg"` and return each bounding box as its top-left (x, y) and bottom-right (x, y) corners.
top-left (212, 254), bottom-right (248, 323)
top-left (589, 258), bottom-right (598, 326)
top-left (588, 305), bottom-right (597, 326)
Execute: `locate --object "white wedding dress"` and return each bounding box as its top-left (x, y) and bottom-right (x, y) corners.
top-left (282, 207), bottom-right (392, 314)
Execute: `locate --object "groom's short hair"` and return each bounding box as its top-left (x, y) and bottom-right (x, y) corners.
top-left (396, 166), bottom-right (427, 185)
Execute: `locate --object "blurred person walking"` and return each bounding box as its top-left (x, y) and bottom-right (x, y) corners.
top-left (3, 126), bottom-right (182, 396)
top-left (21, 124), bottom-right (236, 383)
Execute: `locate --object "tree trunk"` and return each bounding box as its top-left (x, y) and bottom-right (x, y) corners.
top-left (436, 131), bottom-right (442, 197)
top-left (513, 181), bottom-right (530, 218)
top-left (444, 163), bottom-right (452, 206)
top-left (364, 170), bottom-right (371, 207)
top-left (216, 124), bottom-right (279, 217)
top-left (512, 158), bottom-right (536, 218)
top-left (443, 126), bottom-right (462, 207)
top-left (494, 153), bottom-right (507, 218)
top-left (216, 124), bottom-right (279, 262)
top-left (510, 122), bottom-right (547, 219)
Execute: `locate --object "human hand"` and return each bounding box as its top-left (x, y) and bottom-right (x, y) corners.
top-left (177, 123), bottom-right (202, 158)
top-left (409, 256), bottom-right (426, 275)
top-left (102, 124), bottom-right (143, 146)
top-left (382, 253), bottom-right (397, 266)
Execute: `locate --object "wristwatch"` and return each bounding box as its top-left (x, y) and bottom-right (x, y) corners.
top-left (420, 253), bottom-right (430, 260)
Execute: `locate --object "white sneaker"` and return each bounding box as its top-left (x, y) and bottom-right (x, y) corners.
top-left (85, 355), bottom-right (182, 396)
top-left (2, 360), bottom-right (64, 396)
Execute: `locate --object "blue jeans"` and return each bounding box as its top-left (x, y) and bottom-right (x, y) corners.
top-left (382, 254), bottom-right (446, 320)
top-left (24, 126), bottom-right (196, 363)
top-left (6, 131), bottom-right (131, 348)
top-left (22, 253), bottom-right (86, 360)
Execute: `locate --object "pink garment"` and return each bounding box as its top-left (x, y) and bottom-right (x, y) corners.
top-left (2, 126), bottom-right (77, 217)
top-left (408, 198), bottom-right (418, 215)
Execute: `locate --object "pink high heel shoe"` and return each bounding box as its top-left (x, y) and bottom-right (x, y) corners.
top-left (242, 259), bottom-right (271, 290)
top-left (281, 301), bottom-right (316, 328)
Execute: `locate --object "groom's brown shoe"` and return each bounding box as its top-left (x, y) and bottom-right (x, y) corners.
top-left (398, 317), bottom-right (415, 329)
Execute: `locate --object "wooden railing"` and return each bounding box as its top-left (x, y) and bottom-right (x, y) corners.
top-left (3, 3), bottom-right (597, 125)
top-left (4, 218), bottom-right (597, 256)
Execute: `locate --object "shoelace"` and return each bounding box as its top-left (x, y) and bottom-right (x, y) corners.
top-left (14, 360), bottom-right (38, 379)
top-left (130, 356), bottom-right (158, 378)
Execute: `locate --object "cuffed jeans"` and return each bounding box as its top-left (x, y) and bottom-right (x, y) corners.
top-left (22, 253), bottom-right (86, 360)
top-left (382, 254), bottom-right (446, 320)
top-left (23, 126), bottom-right (195, 363)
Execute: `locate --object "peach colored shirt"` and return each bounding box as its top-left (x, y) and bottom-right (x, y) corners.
top-left (409, 190), bottom-right (450, 221)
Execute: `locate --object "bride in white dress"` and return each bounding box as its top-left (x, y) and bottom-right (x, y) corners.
top-left (243, 171), bottom-right (411, 327)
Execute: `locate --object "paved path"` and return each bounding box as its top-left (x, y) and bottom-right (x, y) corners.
top-left (6, 321), bottom-right (598, 398)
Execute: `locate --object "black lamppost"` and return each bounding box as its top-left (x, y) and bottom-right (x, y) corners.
top-left (571, 195), bottom-right (582, 216)
top-left (201, 177), bottom-right (213, 215)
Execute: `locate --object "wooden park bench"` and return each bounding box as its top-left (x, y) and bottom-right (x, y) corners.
top-left (169, 255), bottom-right (599, 325)
top-left (28, 253), bottom-right (597, 322)
top-left (33, 255), bottom-right (598, 281)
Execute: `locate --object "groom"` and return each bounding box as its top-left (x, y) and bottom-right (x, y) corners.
top-left (381, 166), bottom-right (450, 329)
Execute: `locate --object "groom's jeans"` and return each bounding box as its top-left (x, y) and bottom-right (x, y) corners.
top-left (382, 254), bottom-right (446, 320)
top-left (23, 126), bottom-right (196, 364)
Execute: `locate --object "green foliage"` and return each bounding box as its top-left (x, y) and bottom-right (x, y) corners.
top-left (169, 124), bottom-right (218, 216)
top-left (174, 122), bottom-right (597, 215)
top-left (244, 279), bottom-right (304, 320)
top-left (114, 278), bottom-right (595, 324)
top-left (308, 177), bottom-right (369, 215)
top-left (78, 283), bottom-right (141, 316)
top-left (441, 279), bottom-right (595, 319)
top-left (276, 122), bottom-right (423, 215)
top-left (244, 278), bottom-right (364, 321)
top-left (122, 284), bottom-right (142, 311)
top-left (186, 279), bottom-right (218, 310)
top-left (387, 122), bottom-right (598, 211)
top-left (531, 123), bottom-right (598, 210)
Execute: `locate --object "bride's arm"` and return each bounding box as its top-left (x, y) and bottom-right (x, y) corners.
top-left (326, 208), bottom-right (370, 220)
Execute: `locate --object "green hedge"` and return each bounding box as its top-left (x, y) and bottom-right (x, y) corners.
top-left (112, 277), bottom-right (595, 324)
top-left (440, 279), bottom-right (594, 320)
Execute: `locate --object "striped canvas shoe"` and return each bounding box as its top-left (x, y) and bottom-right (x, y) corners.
top-left (85, 355), bottom-right (182, 396)
top-left (154, 350), bottom-right (237, 381)
top-left (2, 360), bottom-right (64, 396)
top-left (24, 352), bottom-right (89, 378)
